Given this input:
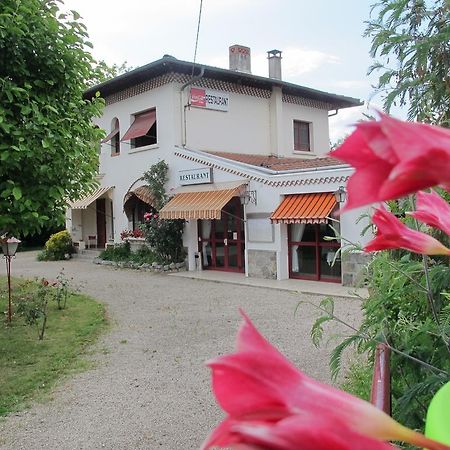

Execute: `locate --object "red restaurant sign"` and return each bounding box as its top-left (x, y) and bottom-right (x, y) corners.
top-left (190, 87), bottom-right (229, 111)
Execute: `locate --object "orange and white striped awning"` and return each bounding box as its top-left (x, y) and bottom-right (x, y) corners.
top-left (270, 192), bottom-right (336, 224)
top-left (159, 182), bottom-right (246, 220)
top-left (68, 186), bottom-right (113, 209)
top-left (123, 186), bottom-right (155, 207)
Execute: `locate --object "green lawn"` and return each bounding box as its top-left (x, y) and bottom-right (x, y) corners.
top-left (0, 276), bottom-right (108, 416)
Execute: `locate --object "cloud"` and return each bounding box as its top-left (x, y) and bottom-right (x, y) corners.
top-left (329, 105), bottom-right (367, 144)
top-left (206, 46), bottom-right (339, 80)
top-left (330, 80), bottom-right (372, 91)
top-left (280, 47), bottom-right (340, 78)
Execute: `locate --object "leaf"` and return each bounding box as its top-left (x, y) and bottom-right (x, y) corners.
top-left (12, 186), bottom-right (22, 200)
top-left (330, 335), bottom-right (361, 381)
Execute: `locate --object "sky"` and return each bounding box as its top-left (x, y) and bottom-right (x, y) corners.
top-left (62, 0), bottom-right (391, 142)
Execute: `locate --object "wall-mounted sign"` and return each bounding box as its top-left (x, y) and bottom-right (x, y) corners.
top-left (190, 87), bottom-right (229, 112)
top-left (178, 168), bottom-right (212, 186)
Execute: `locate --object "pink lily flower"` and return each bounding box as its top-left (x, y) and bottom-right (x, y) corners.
top-left (203, 311), bottom-right (450, 450)
top-left (407, 190), bottom-right (450, 236)
top-left (364, 207), bottom-right (450, 255)
top-left (330, 113), bottom-right (450, 211)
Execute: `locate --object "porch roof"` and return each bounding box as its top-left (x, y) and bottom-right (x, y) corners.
top-left (68, 186), bottom-right (113, 209)
top-left (159, 182), bottom-right (246, 220)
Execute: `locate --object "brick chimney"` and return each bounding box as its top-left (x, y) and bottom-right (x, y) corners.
top-left (267, 49), bottom-right (282, 80)
top-left (229, 45), bottom-right (251, 73)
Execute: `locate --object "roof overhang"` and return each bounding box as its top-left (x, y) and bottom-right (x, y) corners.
top-left (84, 56), bottom-right (362, 110)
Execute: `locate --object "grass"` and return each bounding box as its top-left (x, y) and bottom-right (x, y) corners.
top-left (0, 276), bottom-right (108, 416)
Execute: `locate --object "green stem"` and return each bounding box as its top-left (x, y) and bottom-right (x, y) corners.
top-left (302, 300), bottom-right (449, 376)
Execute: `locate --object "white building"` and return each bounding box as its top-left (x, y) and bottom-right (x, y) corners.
top-left (67, 46), bottom-right (371, 285)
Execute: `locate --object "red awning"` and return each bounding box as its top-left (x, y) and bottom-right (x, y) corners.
top-left (121, 110), bottom-right (156, 141)
top-left (270, 192), bottom-right (336, 224)
top-left (100, 126), bottom-right (119, 143)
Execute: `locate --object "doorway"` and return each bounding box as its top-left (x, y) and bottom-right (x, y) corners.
top-left (96, 198), bottom-right (107, 248)
top-left (288, 223), bottom-right (341, 282)
top-left (198, 197), bottom-right (245, 272)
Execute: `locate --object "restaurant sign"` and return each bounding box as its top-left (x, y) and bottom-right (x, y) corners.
top-left (178, 168), bottom-right (212, 186)
top-left (190, 87), bottom-right (229, 112)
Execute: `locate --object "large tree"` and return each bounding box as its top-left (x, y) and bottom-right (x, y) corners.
top-left (366, 0), bottom-right (450, 126)
top-left (0, 0), bottom-right (104, 236)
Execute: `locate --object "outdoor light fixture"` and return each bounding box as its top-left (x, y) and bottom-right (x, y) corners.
top-left (240, 189), bottom-right (257, 206)
top-left (1, 236), bottom-right (21, 324)
top-left (334, 186), bottom-right (347, 204)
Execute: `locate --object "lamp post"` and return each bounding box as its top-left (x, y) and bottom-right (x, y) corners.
top-left (1, 236), bottom-right (21, 324)
top-left (334, 186), bottom-right (347, 204)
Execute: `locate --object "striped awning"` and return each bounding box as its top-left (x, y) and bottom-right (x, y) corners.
top-left (270, 192), bottom-right (336, 224)
top-left (68, 186), bottom-right (113, 209)
top-left (159, 183), bottom-right (245, 220)
top-left (123, 186), bottom-right (155, 207)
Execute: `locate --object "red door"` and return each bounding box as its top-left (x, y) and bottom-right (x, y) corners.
top-left (96, 198), bottom-right (107, 248)
top-left (198, 198), bottom-right (245, 273)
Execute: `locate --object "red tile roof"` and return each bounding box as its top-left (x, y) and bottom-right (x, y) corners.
top-left (205, 151), bottom-right (344, 171)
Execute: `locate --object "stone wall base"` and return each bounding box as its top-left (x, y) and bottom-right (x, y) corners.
top-left (248, 249), bottom-right (277, 279)
top-left (341, 251), bottom-right (372, 287)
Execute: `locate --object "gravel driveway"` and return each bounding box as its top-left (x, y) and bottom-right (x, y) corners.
top-left (0, 252), bottom-right (362, 449)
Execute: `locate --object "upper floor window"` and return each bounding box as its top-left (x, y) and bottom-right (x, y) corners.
top-left (100, 118), bottom-right (120, 155)
top-left (111, 118), bottom-right (120, 155)
top-left (122, 109), bottom-right (157, 149)
top-left (293, 120), bottom-right (311, 152)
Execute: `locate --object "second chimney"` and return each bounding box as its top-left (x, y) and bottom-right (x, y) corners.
top-left (267, 49), bottom-right (282, 80)
top-left (229, 45), bottom-right (251, 73)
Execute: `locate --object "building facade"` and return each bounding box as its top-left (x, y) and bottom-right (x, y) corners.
top-left (67, 46), bottom-right (371, 285)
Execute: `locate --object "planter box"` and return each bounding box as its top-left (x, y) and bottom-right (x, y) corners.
top-left (126, 237), bottom-right (148, 253)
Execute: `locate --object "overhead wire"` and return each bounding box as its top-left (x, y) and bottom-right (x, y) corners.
top-left (191, 0), bottom-right (204, 77)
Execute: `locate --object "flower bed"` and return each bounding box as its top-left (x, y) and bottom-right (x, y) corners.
top-left (93, 258), bottom-right (186, 273)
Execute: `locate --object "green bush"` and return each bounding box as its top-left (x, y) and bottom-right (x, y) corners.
top-left (98, 242), bottom-right (131, 262)
top-left (38, 230), bottom-right (73, 261)
top-left (99, 243), bottom-right (159, 265)
top-left (129, 245), bottom-right (157, 264)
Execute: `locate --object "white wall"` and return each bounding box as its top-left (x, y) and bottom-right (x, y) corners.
top-left (89, 79), bottom-right (358, 257)
top-left (281, 102), bottom-right (330, 157)
top-left (96, 83), bottom-right (180, 240)
top-left (184, 89), bottom-right (271, 155)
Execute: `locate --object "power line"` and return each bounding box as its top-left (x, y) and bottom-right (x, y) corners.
top-left (191, 0), bottom-right (204, 77)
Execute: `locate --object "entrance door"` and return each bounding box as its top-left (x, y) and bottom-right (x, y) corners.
top-left (288, 223), bottom-right (341, 282)
top-left (198, 197), bottom-right (245, 272)
top-left (96, 198), bottom-right (107, 248)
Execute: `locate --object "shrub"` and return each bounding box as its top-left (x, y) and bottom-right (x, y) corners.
top-left (98, 242), bottom-right (131, 261)
top-left (38, 230), bottom-right (73, 261)
top-left (140, 214), bottom-right (185, 263)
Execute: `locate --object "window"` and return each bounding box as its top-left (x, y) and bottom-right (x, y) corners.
top-left (111, 118), bottom-right (120, 155)
top-left (293, 120), bottom-right (311, 152)
top-left (288, 223), bottom-right (341, 282)
top-left (122, 109), bottom-right (157, 149)
top-left (100, 119), bottom-right (120, 155)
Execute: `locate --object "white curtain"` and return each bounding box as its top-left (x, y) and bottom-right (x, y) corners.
top-left (291, 223), bottom-right (305, 272)
top-left (201, 220), bottom-right (212, 267)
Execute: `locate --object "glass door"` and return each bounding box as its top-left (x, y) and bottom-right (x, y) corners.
top-left (198, 197), bottom-right (245, 272)
top-left (288, 223), bottom-right (341, 282)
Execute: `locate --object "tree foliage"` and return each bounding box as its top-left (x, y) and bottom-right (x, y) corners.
top-left (140, 161), bottom-right (185, 263)
top-left (0, 0), bottom-right (104, 236)
top-left (89, 60), bottom-right (133, 88)
top-left (366, 0), bottom-right (450, 126)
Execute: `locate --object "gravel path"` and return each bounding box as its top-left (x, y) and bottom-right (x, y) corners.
top-left (0, 252), bottom-right (362, 449)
